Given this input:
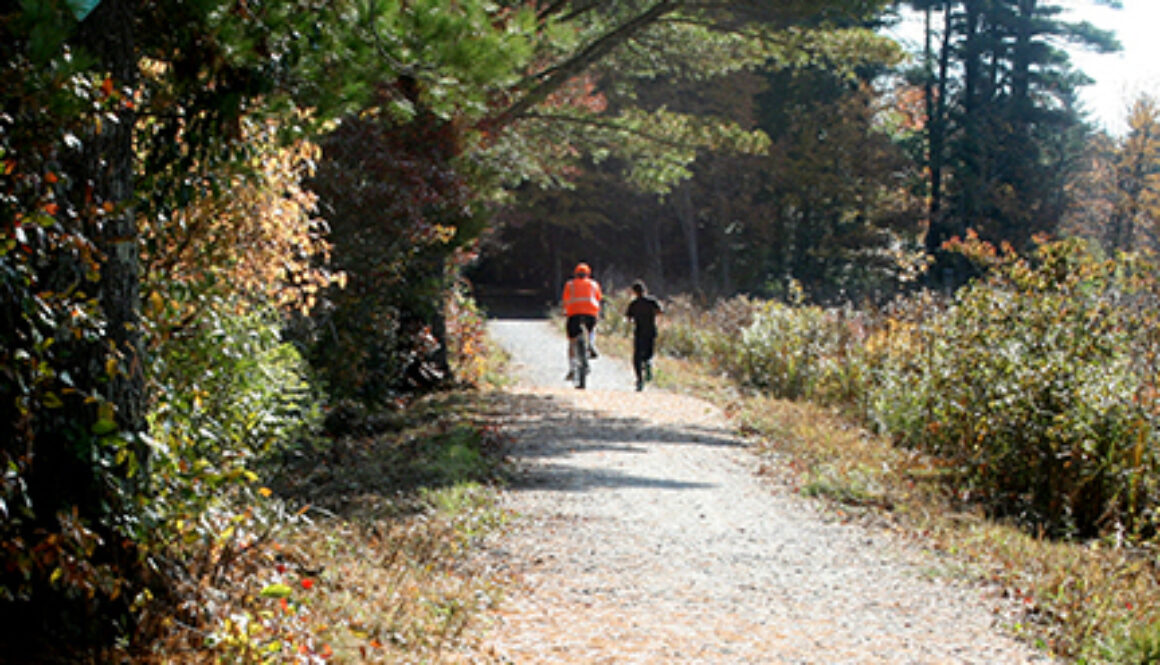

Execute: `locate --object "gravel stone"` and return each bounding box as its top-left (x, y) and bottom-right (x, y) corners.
top-left (468, 319), bottom-right (1053, 664)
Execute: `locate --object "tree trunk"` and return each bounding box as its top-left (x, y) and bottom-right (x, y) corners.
top-left (923, 4), bottom-right (953, 258)
top-left (1012, 0), bottom-right (1035, 110)
top-left (648, 213), bottom-right (665, 289)
top-left (674, 183), bottom-right (700, 294)
top-left (719, 223), bottom-right (733, 296)
top-left (78, 0), bottom-right (148, 462)
top-left (960, 0), bottom-right (984, 232)
top-left (550, 223), bottom-right (564, 301)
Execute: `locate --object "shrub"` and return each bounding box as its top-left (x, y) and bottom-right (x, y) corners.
top-left (144, 294), bottom-right (320, 549)
top-left (445, 266), bottom-right (498, 388)
top-left (148, 300), bottom-right (318, 497)
top-left (656, 294), bottom-right (756, 367)
top-left (1108, 620), bottom-right (1160, 665)
top-left (865, 237), bottom-right (1160, 537)
top-left (861, 290), bottom-right (949, 448)
top-left (735, 300), bottom-right (867, 404)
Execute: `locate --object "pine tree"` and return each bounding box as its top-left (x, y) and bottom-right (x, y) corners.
top-left (905, 0), bottom-right (1118, 287)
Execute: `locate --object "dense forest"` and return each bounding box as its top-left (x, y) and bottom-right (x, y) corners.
top-left (2, 0), bottom-right (1159, 661)
top-left (471, 0), bottom-right (1132, 305)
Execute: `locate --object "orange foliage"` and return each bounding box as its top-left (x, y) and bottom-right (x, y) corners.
top-left (543, 72), bottom-right (607, 114)
top-left (892, 84), bottom-right (927, 132)
top-left (142, 118), bottom-right (341, 315)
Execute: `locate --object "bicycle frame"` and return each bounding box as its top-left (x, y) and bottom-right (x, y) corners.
top-left (570, 333), bottom-right (589, 389)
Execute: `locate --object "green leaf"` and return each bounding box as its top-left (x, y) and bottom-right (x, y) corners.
top-left (260, 583), bottom-right (293, 598)
top-left (92, 418), bottom-right (118, 435)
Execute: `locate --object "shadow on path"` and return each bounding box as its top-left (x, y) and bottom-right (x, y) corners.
top-left (488, 391), bottom-right (734, 494)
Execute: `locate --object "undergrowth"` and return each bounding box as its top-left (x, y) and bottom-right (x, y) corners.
top-left (129, 386), bottom-right (513, 663)
top-left (600, 273), bottom-right (1160, 664)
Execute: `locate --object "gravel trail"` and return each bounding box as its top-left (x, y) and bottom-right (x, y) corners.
top-left (469, 318), bottom-right (1052, 664)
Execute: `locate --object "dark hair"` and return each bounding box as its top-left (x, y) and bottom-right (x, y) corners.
top-left (632, 280), bottom-right (645, 295)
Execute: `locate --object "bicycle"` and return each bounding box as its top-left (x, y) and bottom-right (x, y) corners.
top-left (569, 332), bottom-right (589, 389)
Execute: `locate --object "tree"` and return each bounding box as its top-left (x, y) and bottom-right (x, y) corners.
top-left (2, 2), bottom-right (148, 648)
top-left (1063, 95), bottom-right (1160, 254)
top-left (485, 0), bottom-right (899, 187)
top-left (470, 0), bottom-right (905, 299)
top-left (1109, 96), bottom-right (1160, 252)
top-left (1, 0), bottom-right (371, 651)
top-left (305, 85), bottom-right (484, 400)
top-left (752, 67), bottom-right (925, 302)
top-left (902, 0), bottom-right (1119, 287)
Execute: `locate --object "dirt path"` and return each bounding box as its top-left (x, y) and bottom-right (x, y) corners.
top-left (468, 319), bottom-right (1052, 664)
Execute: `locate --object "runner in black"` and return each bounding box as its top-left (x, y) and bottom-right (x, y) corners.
top-left (624, 280), bottom-right (663, 391)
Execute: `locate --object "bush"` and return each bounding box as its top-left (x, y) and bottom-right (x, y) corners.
top-left (735, 300), bottom-right (867, 404)
top-left (606, 237), bottom-right (1160, 542)
top-left (445, 268), bottom-right (499, 388)
top-left (148, 300), bottom-right (318, 495)
top-left (655, 294), bottom-right (756, 367)
top-left (649, 291), bottom-right (865, 406)
top-left (1108, 620), bottom-right (1160, 665)
top-left (860, 291), bottom-right (947, 448)
top-left (865, 238), bottom-right (1160, 537)
top-left (145, 294), bottom-right (320, 543)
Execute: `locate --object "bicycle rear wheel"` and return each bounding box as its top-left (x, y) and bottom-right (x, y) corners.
top-left (573, 335), bottom-right (589, 389)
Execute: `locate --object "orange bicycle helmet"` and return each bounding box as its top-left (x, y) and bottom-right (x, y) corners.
top-left (574, 262), bottom-right (591, 276)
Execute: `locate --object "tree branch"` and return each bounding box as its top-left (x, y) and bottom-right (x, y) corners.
top-left (489, 0), bottom-right (682, 129)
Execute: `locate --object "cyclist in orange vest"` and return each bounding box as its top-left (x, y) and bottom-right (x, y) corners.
top-left (562, 262), bottom-right (602, 379)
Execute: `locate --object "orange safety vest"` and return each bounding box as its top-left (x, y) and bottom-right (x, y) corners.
top-left (563, 277), bottom-right (602, 316)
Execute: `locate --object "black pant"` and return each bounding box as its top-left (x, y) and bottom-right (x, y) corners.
top-left (633, 332), bottom-right (655, 380)
top-left (566, 314), bottom-right (596, 339)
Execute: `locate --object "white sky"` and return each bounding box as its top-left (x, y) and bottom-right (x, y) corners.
top-left (887, 1), bottom-right (1160, 136)
top-left (1057, 0), bottom-right (1160, 135)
